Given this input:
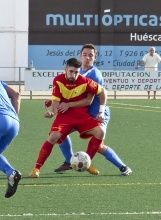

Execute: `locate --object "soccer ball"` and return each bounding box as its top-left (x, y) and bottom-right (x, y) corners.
top-left (70, 151), bottom-right (91, 172)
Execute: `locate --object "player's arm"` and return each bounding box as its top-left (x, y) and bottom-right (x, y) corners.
top-left (45, 77), bottom-right (61, 117)
top-left (99, 87), bottom-right (107, 106)
top-left (6, 85), bottom-right (21, 114)
top-left (57, 93), bottom-right (94, 113)
top-left (44, 100), bottom-right (59, 118)
top-left (96, 87), bottom-right (107, 122)
top-left (44, 93), bottom-right (94, 111)
top-left (44, 99), bottom-right (52, 109)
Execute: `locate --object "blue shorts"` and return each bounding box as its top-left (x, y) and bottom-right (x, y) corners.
top-left (0, 114), bottom-right (19, 154)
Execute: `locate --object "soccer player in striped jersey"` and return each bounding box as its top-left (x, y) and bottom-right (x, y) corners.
top-left (29, 57), bottom-right (107, 177)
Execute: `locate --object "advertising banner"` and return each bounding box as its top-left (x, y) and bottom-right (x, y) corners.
top-left (29, 0), bottom-right (161, 71)
top-left (24, 70), bottom-right (161, 91)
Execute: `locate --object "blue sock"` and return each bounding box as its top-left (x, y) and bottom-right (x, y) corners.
top-left (103, 146), bottom-right (126, 169)
top-left (59, 136), bottom-right (73, 163)
top-left (0, 155), bottom-right (14, 176)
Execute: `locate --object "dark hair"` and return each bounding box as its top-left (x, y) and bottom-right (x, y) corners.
top-left (81, 44), bottom-right (97, 54)
top-left (66, 57), bottom-right (82, 68)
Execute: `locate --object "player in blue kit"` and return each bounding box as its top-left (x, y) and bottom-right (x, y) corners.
top-left (45, 44), bottom-right (132, 176)
top-left (0, 80), bottom-right (21, 198)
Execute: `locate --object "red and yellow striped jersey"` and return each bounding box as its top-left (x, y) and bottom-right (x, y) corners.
top-left (52, 73), bottom-right (102, 117)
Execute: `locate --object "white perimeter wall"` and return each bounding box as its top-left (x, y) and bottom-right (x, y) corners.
top-left (0, 0), bottom-right (28, 81)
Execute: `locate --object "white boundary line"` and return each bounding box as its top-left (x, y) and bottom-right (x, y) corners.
top-left (1, 181), bottom-right (161, 187)
top-left (109, 102), bottom-right (161, 109)
top-left (1, 212), bottom-right (161, 217)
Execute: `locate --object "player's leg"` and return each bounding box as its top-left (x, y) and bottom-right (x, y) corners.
top-left (0, 115), bottom-right (21, 198)
top-left (97, 108), bottom-right (132, 176)
top-left (59, 136), bottom-right (73, 163)
top-left (82, 125), bottom-right (104, 159)
top-left (98, 145), bottom-right (132, 176)
top-left (85, 135), bottom-right (103, 175)
top-left (77, 118), bottom-right (104, 175)
top-left (81, 125), bottom-right (104, 174)
top-left (29, 131), bottom-right (61, 178)
top-left (54, 136), bottom-right (73, 173)
top-left (29, 116), bottom-right (73, 178)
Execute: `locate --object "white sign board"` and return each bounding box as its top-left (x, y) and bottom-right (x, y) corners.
top-left (25, 70), bottom-right (63, 90)
top-left (102, 70), bottom-right (161, 91)
top-left (24, 70), bottom-right (161, 91)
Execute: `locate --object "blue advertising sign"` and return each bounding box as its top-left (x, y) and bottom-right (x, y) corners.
top-left (29, 0), bottom-right (161, 71)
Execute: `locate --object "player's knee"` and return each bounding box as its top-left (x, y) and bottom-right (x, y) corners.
top-left (94, 126), bottom-right (105, 139)
top-left (98, 145), bottom-right (107, 154)
top-left (48, 132), bottom-right (61, 144)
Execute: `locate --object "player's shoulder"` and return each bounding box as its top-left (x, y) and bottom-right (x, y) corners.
top-left (91, 66), bottom-right (102, 76)
top-left (90, 66), bottom-right (102, 83)
top-left (79, 74), bottom-right (91, 81)
top-left (0, 80), bottom-right (7, 88)
top-left (53, 73), bottom-right (65, 81)
top-left (57, 72), bottom-right (65, 78)
top-left (92, 65), bottom-right (101, 72)
top-left (78, 75), bottom-right (95, 86)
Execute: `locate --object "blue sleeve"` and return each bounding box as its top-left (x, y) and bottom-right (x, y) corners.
top-left (88, 69), bottom-right (103, 86)
top-left (0, 80), bottom-right (7, 89)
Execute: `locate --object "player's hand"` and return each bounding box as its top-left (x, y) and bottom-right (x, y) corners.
top-left (44, 111), bottom-right (55, 118)
top-left (57, 102), bottom-right (70, 113)
top-left (96, 112), bottom-right (105, 122)
top-left (44, 100), bottom-right (52, 109)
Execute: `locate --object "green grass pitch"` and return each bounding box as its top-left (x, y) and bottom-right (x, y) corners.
top-left (0, 99), bottom-right (161, 220)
